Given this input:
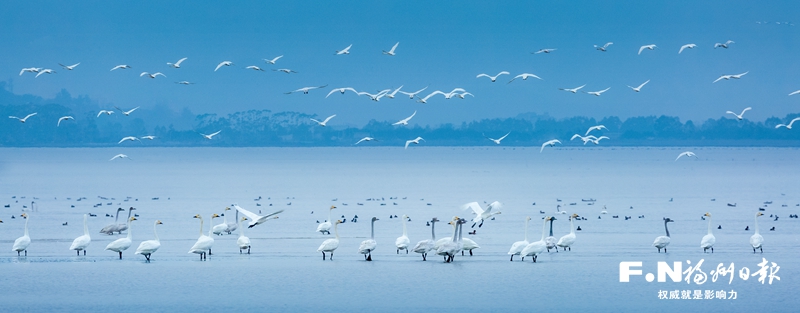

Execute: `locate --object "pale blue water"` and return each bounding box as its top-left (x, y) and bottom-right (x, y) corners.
top-left (0, 147), bottom-right (797, 312)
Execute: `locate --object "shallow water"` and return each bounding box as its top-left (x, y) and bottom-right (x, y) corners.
top-left (0, 147), bottom-right (798, 312)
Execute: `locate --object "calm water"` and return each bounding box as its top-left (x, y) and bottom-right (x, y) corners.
top-left (0, 147), bottom-right (798, 312)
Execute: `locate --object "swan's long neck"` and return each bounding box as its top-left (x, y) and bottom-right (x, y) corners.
top-left (402, 217), bottom-right (407, 237)
top-left (198, 217), bottom-right (204, 236)
top-left (153, 221), bottom-right (160, 242)
top-left (540, 218), bottom-right (548, 241)
top-left (334, 222), bottom-right (340, 240)
top-left (24, 215), bottom-right (29, 237)
top-left (235, 210), bottom-right (239, 222)
top-left (548, 219), bottom-right (555, 236)
top-left (127, 209), bottom-right (133, 220)
top-left (707, 216), bottom-right (713, 235)
top-left (83, 214), bottom-right (89, 236)
top-left (114, 210), bottom-right (121, 224)
top-left (327, 208), bottom-right (333, 223)
top-left (126, 219), bottom-right (132, 239)
top-left (754, 213), bottom-right (760, 234)
top-left (450, 222), bottom-right (458, 242)
top-left (370, 219), bottom-right (375, 240)
top-left (569, 217), bottom-right (575, 235)
top-left (239, 219), bottom-right (246, 237)
top-left (223, 212), bottom-right (228, 224)
top-left (457, 222), bottom-right (463, 243)
top-left (208, 215), bottom-right (215, 236)
top-left (664, 220), bottom-right (670, 237)
top-left (430, 221), bottom-right (436, 240)
top-left (523, 218), bottom-right (529, 241)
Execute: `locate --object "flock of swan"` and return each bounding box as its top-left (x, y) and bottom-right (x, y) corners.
top-left (4, 199), bottom-right (779, 263)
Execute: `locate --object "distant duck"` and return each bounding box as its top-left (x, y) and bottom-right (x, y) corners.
top-left (468, 230), bottom-right (476, 235)
top-left (769, 227), bottom-right (775, 231)
top-left (745, 226), bottom-right (749, 231)
top-left (576, 226), bottom-right (582, 231)
top-left (717, 225), bottom-right (722, 230)
top-left (62, 222), bottom-right (68, 226)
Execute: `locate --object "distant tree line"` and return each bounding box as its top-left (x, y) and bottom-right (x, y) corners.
top-left (1, 87), bottom-right (798, 147)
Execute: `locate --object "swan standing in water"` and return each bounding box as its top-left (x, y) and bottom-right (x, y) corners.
top-left (556, 214), bottom-right (580, 251)
top-left (437, 218), bottom-right (464, 262)
top-left (316, 206), bottom-right (336, 235)
top-left (237, 217), bottom-right (251, 254)
top-left (99, 208), bottom-right (125, 235)
top-left (113, 207), bottom-right (136, 234)
top-left (105, 217), bottom-right (136, 259)
top-left (225, 208), bottom-right (239, 234)
top-left (508, 217), bottom-right (531, 261)
top-left (412, 218), bottom-right (439, 261)
top-left (395, 214), bottom-right (410, 254)
top-left (212, 207), bottom-right (231, 235)
top-left (750, 212), bottom-right (764, 253)
top-left (188, 214), bottom-right (219, 260)
top-left (521, 216), bottom-right (551, 262)
top-left (70, 214), bottom-right (92, 256)
top-left (135, 220), bottom-right (163, 262)
top-left (545, 216), bottom-right (558, 252)
top-left (700, 212), bottom-right (716, 253)
top-left (358, 217), bottom-right (379, 261)
top-left (653, 218), bottom-right (674, 253)
top-left (318, 220), bottom-right (342, 260)
top-left (12, 213), bottom-right (30, 256)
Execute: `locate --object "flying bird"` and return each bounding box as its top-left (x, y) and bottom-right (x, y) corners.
top-left (540, 139), bottom-right (561, 152)
top-left (393, 111), bottom-right (417, 126)
top-left (726, 107), bottom-right (752, 120)
top-left (585, 125), bottom-right (607, 136)
top-left (679, 44), bottom-right (696, 54)
top-left (326, 87), bottom-right (358, 98)
top-left (140, 72), bottom-right (165, 79)
top-left (627, 80), bottom-right (650, 92)
top-left (59, 63), bottom-right (80, 70)
top-left (675, 151), bottom-right (696, 161)
top-left (335, 44), bottom-right (352, 55)
top-left (398, 87), bottom-right (428, 99)
top-left (588, 136), bottom-right (610, 145)
top-left (273, 68), bottom-right (297, 74)
top-left (110, 154), bottom-right (130, 161)
top-left (456, 92), bottom-right (474, 99)
top-left (594, 42), bottom-right (613, 51)
top-left (57, 116), bottom-right (74, 126)
top-left (405, 137), bottom-right (424, 149)
top-left (140, 135), bottom-right (157, 140)
top-left (638, 44), bottom-right (657, 55)
top-left (508, 73), bottom-right (542, 84)
top-left (245, 65), bottom-right (265, 71)
top-left (485, 132), bottom-right (510, 145)
top-left (263, 55), bottom-right (283, 64)
top-left (358, 89), bottom-right (391, 101)
top-left (114, 106), bottom-right (140, 116)
top-left (416, 90), bottom-right (447, 103)
top-left (570, 134), bottom-right (597, 145)
top-left (477, 71), bottom-right (510, 82)
top-left (110, 65), bottom-right (131, 71)
top-left (19, 67), bottom-right (41, 76)
top-left (167, 57), bottom-right (187, 68)
top-left (35, 69), bottom-right (55, 78)
top-left (559, 85), bottom-right (586, 93)
top-left (355, 137), bottom-right (377, 145)
top-left (533, 48), bottom-right (556, 54)
top-left (385, 85), bottom-right (404, 99)
top-left (9, 113), bottom-right (37, 123)
top-left (97, 110), bottom-right (114, 117)
top-left (382, 42), bottom-right (399, 56)
top-left (214, 61), bottom-right (233, 72)
top-left (585, 87), bottom-right (611, 96)
top-left (118, 136), bottom-right (140, 144)
top-left (286, 85), bottom-right (328, 94)
top-left (713, 71), bottom-right (748, 83)
top-left (789, 90), bottom-right (800, 96)
top-left (233, 205), bottom-right (283, 228)
top-left (175, 81), bottom-right (194, 85)
top-left (714, 40), bottom-right (735, 49)
top-left (200, 130), bottom-right (222, 140)
top-left (310, 114), bottom-right (336, 127)
top-left (775, 117), bottom-right (800, 129)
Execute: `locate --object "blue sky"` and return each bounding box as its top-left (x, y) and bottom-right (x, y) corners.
top-left (2, 1), bottom-right (799, 127)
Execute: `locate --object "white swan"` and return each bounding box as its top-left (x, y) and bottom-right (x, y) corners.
top-left (105, 217), bottom-right (136, 259)
top-left (188, 214), bottom-right (219, 260)
top-left (12, 213), bottom-right (31, 256)
top-left (508, 73), bottom-right (542, 84)
top-left (335, 44), bottom-right (352, 55)
top-left (286, 85), bottom-right (328, 95)
top-left (317, 220), bottom-right (342, 260)
top-left (679, 43), bottom-right (696, 54)
top-left (326, 87), bottom-right (358, 98)
top-left (233, 205), bottom-right (283, 228)
top-left (110, 65), bottom-right (131, 71)
top-left (545, 216), bottom-right (558, 252)
top-left (119, 136), bottom-right (140, 144)
top-left (392, 111), bottom-right (417, 126)
top-left (559, 84), bottom-right (586, 93)
top-left (594, 42), bottom-right (613, 51)
top-left (405, 137), bottom-right (424, 149)
top-left (99, 208), bottom-right (125, 235)
top-left (540, 139), bottom-right (561, 152)
top-left (750, 212), bottom-right (764, 253)
top-left (214, 61), bottom-right (233, 72)
top-left (35, 69), bottom-right (56, 78)
top-left (508, 216), bottom-right (531, 261)
top-left (358, 217), bottom-right (379, 261)
top-left (8, 113), bottom-right (37, 123)
top-left (436, 218), bottom-right (464, 262)
top-left (476, 71), bottom-right (510, 82)
top-left (70, 214), bottom-right (91, 255)
top-left (395, 214), bottom-right (410, 254)
top-left (385, 85), bottom-right (404, 99)
top-left (355, 137), bottom-right (376, 145)
top-left (135, 220), bottom-right (162, 262)
top-left (57, 116), bottom-right (74, 127)
top-left (109, 154), bottom-right (130, 161)
top-left (533, 48), bottom-right (556, 54)
top-left (700, 212), bottom-right (716, 253)
top-left (382, 42), bottom-right (399, 56)
top-left (627, 80), bottom-right (650, 92)
top-left (225, 208), bottom-right (239, 234)
top-left (113, 207), bottom-right (136, 234)
top-left (585, 87), bottom-right (610, 96)
top-left (139, 72), bottom-right (165, 79)
top-left (310, 114), bottom-right (336, 127)
top-left (714, 40), bottom-right (735, 49)
top-left (726, 107), bottom-right (752, 120)
top-left (212, 207), bottom-right (231, 235)
top-left (775, 117), bottom-right (800, 129)
top-left (398, 86), bottom-right (428, 99)
top-left (263, 55), bottom-right (283, 64)
top-left (167, 57), bottom-right (187, 68)
top-left (713, 71), bottom-right (748, 83)
top-left (200, 130), bottom-right (222, 140)
top-left (462, 201), bottom-right (502, 228)
top-left (521, 216), bottom-right (551, 262)
top-left (114, 106), bottom-right (140, 116)
top-left (237, 217), bottom-right (251, 254)
top-left (653, 218), bottom-right (674, 253)
top-left (638, 44), bottom-right (657, 55)
top-left (556, 214), bottom-right (579, 251)
top-left (316, 206), bottom-right (336, 235)
top-left (412, 218), bottom-right (439, 261)
top-left (485, 132), bottom-right (510, 145)
top-left (675, 151), bottom-right (697, 161)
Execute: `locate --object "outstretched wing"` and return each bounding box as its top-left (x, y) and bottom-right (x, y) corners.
top-left (460, 202), bottom-right (484, 216)
top-left (234, 205), bottom-right (261, 221)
